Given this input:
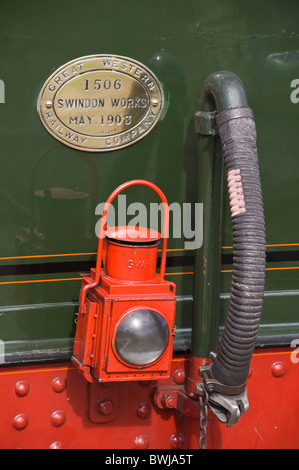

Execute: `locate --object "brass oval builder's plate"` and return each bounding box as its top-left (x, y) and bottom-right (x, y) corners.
top-left (38, 55), bottom-right (164, 152)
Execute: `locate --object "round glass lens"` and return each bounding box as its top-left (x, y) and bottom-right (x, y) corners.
top-left (114, 309), bottom-right (170, 367)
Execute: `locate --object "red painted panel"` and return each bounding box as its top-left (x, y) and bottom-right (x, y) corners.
top-left (0, 349), bottom-right (298, 449)
top-left (0, 359), bottom-right (187, 449)
top-left (209, 348), bottom-right (299, 449)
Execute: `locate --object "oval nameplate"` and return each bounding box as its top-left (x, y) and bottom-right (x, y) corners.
top-left (38, 55), bottom-right (164, 152)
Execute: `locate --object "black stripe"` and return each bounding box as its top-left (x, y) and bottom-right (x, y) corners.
top-left (0, 250), bottom-right (297, 277)
top-left (0, 260), bottom-right (93, 277)
top-left (222, 250), bottom-right (299, 265)
top-left (0, 255), bottom-right (195, 277)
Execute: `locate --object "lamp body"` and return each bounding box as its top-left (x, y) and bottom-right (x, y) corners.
top-left (72, 266), bottom-right (176, 383)
top-left (72, 180), bottom-right (176, 383)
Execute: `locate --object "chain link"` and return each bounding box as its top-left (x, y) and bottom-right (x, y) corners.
top-left (199, 389), bottom-right (209, 449)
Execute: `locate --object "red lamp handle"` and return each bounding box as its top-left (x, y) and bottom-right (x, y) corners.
top-left (79, 179), bottom-right (169, 312)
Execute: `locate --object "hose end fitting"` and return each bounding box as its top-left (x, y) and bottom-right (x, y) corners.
top-left (196, 353), bottom-right (249, 427)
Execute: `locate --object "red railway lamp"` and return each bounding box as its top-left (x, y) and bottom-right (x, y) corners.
top-left (71, 180), bottom-right (176, 383)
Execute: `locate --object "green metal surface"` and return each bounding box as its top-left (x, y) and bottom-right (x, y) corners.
top-left (192, 71), bottom-right (250, 359)
top-left (0, 0), bottom-right (299, 360)
top-left (191, 135), bottom-right (223, 358)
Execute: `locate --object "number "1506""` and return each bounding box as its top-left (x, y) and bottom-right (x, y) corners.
top-left (84, 79), bottom-right (122, 91)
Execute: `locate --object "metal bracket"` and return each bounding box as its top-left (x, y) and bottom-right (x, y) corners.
top-left (194, 110), bottom-right (218, 135)
top-left (198, 361), bottom-right (247, 396)
top-left (153, 385), bottom-right (201, 418)
top-left (195, 353), bottom-right (249, 428)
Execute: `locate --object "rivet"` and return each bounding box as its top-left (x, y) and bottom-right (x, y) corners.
top-left (173, 369), bottom-right (186, 385)
top-left (151, 98), bottom-right (159, 107)
top-left (15, 381), bottom-right (30, 397)
top-left (52, 377), bottom-right (66, 393)
top-left (49, 441), bottom-right (65, 449)
top-left (134, 434), bottom-right (149, 449)
top-left (271, 362), bottom-right (286, 377)
top-left (13, 414), bottom-right (28, 430)
top-left (136, 403), bottom-right (150, 419)
top-left (96, 397), bottom-right (113, 415)
top-left (169, 433), bottom-right (184, 449)
top-left (51, 410), bottom-right (66, 427)
top-left (45, 100), bottom-right (52, 109)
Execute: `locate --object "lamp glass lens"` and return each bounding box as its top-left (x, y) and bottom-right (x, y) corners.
top-left (114, 309), bottom-right (169, 367)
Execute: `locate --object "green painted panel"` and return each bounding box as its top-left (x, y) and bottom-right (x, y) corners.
top-left (0, 0), bottom-right (299, 360)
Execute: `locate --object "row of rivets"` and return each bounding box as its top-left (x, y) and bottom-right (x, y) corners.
top-left (133, 433), bottom-right (184, 449)
top-left (15, 377), bottom-right (66, 397)
top-left (247, 362), bottom-right (287, 378)
top-left (172, 363), bottom-right (288, 382)
top-left (95, 398), bottom-right (151, 419)
top-left (13, 432), bottom-right (183, 450)
top-left (13, 410), bottom-right (66, 430)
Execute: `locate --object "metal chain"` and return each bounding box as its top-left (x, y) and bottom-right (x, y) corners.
top-left (199, 388), bottom-right (209, 449)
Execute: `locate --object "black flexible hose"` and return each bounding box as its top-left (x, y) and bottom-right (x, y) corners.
top-left (211, 107), bottom-right (266, 387)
